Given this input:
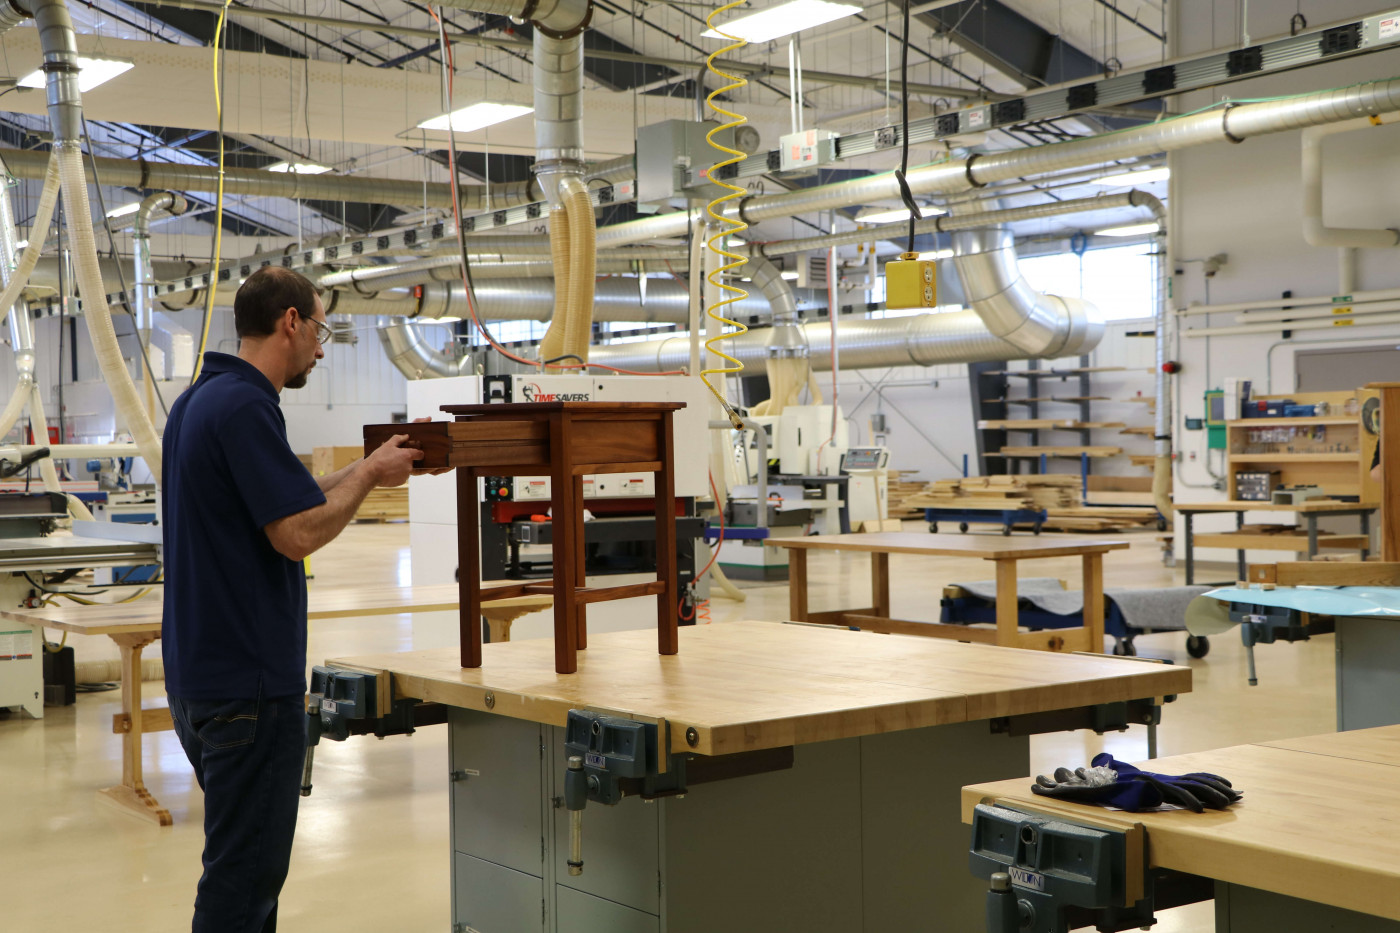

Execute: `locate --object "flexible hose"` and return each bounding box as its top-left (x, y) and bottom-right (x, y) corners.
top-left (700, 3), bottom-right (751, 428)
top-left (560, 176), bottom-right (596, 361)
top-left (53, 143), bottom-right (163, 476)
top-left (0, 153), bottom-right (61, 443)
top-left (191, 0), bottom-right (235, 382)
top-left (539, 203), bottom-right (572, 363)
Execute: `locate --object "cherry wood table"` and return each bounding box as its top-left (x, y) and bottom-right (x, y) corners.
top-left (766, 532), bottom-right (1129, 653)
top-left (366, 401), bottom-right (685, 675)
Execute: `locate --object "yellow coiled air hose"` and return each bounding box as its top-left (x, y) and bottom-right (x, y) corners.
top-left (701, 2), bottom-right (750, 430)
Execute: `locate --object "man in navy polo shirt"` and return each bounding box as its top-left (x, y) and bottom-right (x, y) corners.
top-left (162, 266), bottom-right (422, 933)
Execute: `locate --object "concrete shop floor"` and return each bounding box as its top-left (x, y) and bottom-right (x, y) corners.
top-left (0, 522), bottom-right (1330, 932)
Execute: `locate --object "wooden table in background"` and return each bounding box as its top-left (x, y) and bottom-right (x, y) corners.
top-left (0, 583), bottom-right (550, 826)
top-left (963, 725), bottom-right (1400, 929)
top-left (766, 532), bottom-right (1129, 653)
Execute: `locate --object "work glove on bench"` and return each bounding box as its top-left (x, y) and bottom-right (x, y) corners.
top-left (1032, 754), bottom-right (1241, 813)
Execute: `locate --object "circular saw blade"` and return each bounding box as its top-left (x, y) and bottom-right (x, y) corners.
top-left (1185, 594), bottom-right (1236, 637)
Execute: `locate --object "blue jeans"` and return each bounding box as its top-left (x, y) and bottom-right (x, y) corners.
top-left (170, 689), bottom-right (305, 933)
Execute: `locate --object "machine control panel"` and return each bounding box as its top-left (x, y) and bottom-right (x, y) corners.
top-left (842, 447), bottom-right (888, 471)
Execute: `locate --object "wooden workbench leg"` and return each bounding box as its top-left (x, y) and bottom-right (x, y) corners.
top-left (574, 475), bottom-right (588, 651)
top-left (1082, 552), bottom-right (1105, 654)
top-left (1380, 384), bottom-right (1400, 561)
top-left (788, 548), bottom-right (809, 622)
top-left (872, 552), bottom-right (890, 618)
top-left (994, 559), bottom-right (1019, 647)
top-left (656, 415), bottom-right (679, 656)
top-left (97, 633), bottom-right (171, 827)
top-left (457, 470), bottom-right (483, 668)
top-left (551, 413), bottom-right (580, 674)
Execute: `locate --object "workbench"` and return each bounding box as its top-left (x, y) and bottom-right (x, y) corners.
top-left (326, 621), bottom-right (1188, 932)
top-left (962, 725), bottom-right (1400, 931)
top-left (1175, 500), bottom-right (1377, 584)
top-left (765, 532), bottom-right (1129, 652)
top-left (0, 583), bottom-right (550, 826)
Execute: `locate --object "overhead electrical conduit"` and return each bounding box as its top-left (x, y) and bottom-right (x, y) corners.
top-left (28, 0), bottom-right (163, 476)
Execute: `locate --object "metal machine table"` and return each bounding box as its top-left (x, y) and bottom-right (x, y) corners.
top-left (1176, 500), bottom-right (1377, 585)
top-left (326, 620), bottom-right (1188, 933)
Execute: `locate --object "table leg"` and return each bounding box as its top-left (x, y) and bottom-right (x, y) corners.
top-left (1361, 510), bottom-right (1372, 560)
top-left (1184, 511), bottom-right (1195, 585)
top-left (789, 548), bottom-right (809, 622)
top-left (574, 475), bottom-right (588, 651)
top-left (1082, 552), bottom-right (1105, 654)
top-left (457, 469), bottom-right (483, 669)
top-left (655, 414), bottom-right (679, 656)
top-left (871, 552), bottom-right (890, 618)
top-left (1236, 511), bottom-right (1246, 581)
top-left (97, 633), bottom-right (171, 826)
top-left (551, 413), bottom-right (580, 674)
top-left (994, 559), bottom-right (1019, 647)
top-left (1307, 515), bottom-right (1319, 561)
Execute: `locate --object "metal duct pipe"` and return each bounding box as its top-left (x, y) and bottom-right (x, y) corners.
top-left (378, 321), bottom-right (465, 379)
top-left (411, 277), bottom-right (766, 323)
top-left (316, 248), bottom-right (689, 292)
top-left (589, 305), bottom-right (1103, 373)
top-left (749, 256), bottom-right (807, 359)
top-left (434, 0), bottom-right (589, 33)
top-left (581, 76), bottom-right (1400, 248)
top-left (0, 0), bottom-right (26, 36)
top-left (330, 259), bottom-right (685, 293)
top-left (951, 225), bottom-right (1102, 357)
top-left (534, 31), bottom-right (587, 205)
top-left (132, 192), bottom-right (188, 333)
top-left (1301, 114), bottom-right (1400, 249)
top-left (0, 146), bottom-right (535, 211)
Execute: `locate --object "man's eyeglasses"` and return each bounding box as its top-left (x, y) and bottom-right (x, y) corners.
top-left (297, 311), bottom-right (333, 346)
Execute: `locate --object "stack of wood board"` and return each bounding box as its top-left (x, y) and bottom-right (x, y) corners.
top-left (905, 475), bottom-right (1081, 511)
top-left (977, 419), bottom-right (1126, 430)
top-left (886, 471), bottom-right (930, 519)
top-left (355, 485), bottom-right (408, 522)
top-left (1035, 506), bottom-right (1161, 532)
top-left (999, 445), bottom-right (1122, 458)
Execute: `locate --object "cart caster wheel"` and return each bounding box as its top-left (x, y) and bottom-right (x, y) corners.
top-left (1032, 524), bottom-right (1043, 535)
top-left (1112, 639), bottom-right (1138, 657)
top-left (959, 522), bottom-right (969, 533)
top-left (1002, 526), bottom-right (1012, 536)
top-left (1157, 517), bottom-right (1168, 531)
top-left (929, 523), bottom-right (938, 533)
top-left (1186, 635), bottom-right (1210, 659)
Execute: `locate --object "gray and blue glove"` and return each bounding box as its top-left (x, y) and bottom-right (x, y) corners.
top-left (1032, 754), bottom-right (1241, 813)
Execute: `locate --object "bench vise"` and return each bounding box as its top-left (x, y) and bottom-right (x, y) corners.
top-left (1225, 602), bottom-right (1332, 686)
top-left (301, 666), bottom-right (444, 796)
top-left (561, 709), bottom-right (686, 876)
top-left (969, 803), bottom-right (1210, 933)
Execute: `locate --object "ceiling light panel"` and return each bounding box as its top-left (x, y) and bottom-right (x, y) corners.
top-left (416, 103), bottom-right (533, 133)
top-left (18, 56), bottom-right (133, 93)
top-left (701, 0), bottom-right (861, 43)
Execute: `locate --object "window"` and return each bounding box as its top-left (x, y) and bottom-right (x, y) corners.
top-left (1018, 243), bottom-right (1156, 322)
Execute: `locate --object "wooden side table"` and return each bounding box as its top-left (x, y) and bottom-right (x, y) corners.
top-left (366, 401), bottom-right (685, 674)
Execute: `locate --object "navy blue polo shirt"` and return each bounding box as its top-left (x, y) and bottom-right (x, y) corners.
top-left (161, 352), bottom-right (327, 700)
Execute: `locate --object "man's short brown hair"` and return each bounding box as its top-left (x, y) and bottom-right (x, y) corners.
top-left (233, 267), bottom-right (320, 339)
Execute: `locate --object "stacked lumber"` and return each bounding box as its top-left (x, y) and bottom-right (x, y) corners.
top-left (905, 474), bottom-right (1081, 512)
top-left (999, 445), bottom-right (1122, 458)
top-left (355, 485), bottom-right (408, 522)
top-left (977, 419), bottom-right (1126, 430)
top-left (885, 471), bottom-right (930, 519)
top-left (1037, 506), bottom-right (1161, 532)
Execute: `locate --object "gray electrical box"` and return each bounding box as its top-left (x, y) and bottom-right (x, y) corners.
top-left (635, 119), bottom-right (737, 208)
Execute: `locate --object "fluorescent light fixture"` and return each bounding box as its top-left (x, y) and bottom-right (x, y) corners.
top-left (1096, 222), bottom-right (1160, 237)
top-left (780, 270), bottom-right (799, 280)
top-left (18, 56), bottom-right (133, 93)
top-left (266, 161), bottom-right (332, 174)
top-left (417, 102), bottom-right (532, 133)
top-left (1091, 167), bottom-right (1171, 187)
top-left (701, 0), bottom-right (861, 43)
top-left (917, 249), bottom-right (953, 261)
top-left (106, 202), bottom-right (141, 219)
top-left (859, 206), bottom-right (946, 225)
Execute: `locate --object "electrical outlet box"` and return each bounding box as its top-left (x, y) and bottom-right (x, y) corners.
top-left (884, 253), bottom-right (937, 310)
top-left (778, 128), bottom-right (837, 171)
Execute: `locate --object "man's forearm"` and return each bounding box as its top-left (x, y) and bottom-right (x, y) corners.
top-left (316, 459), bottom-right (363, 494)
top-left (266, 466), bottom-right (379, 560)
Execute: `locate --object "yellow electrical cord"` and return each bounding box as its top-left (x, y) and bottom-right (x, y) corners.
top-left (700, 3), bottom-right (750, 429)
top-left (191, 0), bottom-right (234, 382)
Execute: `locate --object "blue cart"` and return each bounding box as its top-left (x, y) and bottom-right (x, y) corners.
top-left (924, 507), bottom-right (1046, 536)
